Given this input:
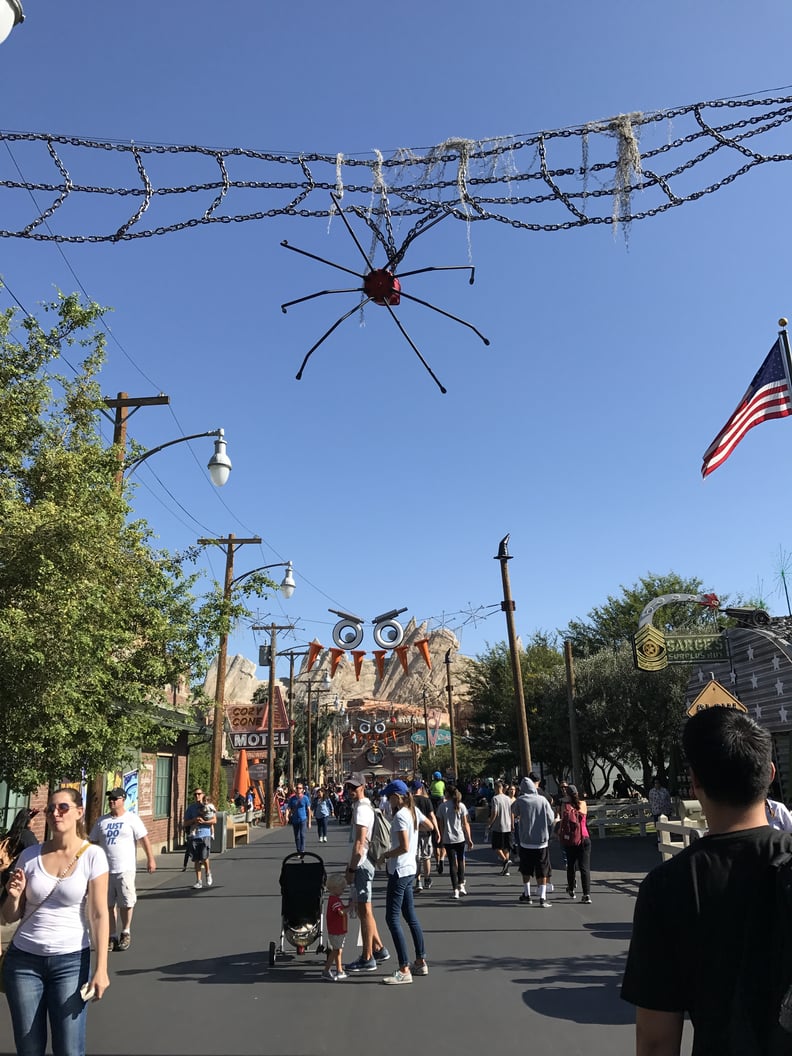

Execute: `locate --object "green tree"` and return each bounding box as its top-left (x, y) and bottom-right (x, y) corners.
top-left (0, 293), bottom-right (227, 791)
top-left (462, 633), bottom-right (564, 776)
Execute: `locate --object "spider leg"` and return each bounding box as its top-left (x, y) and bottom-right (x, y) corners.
top-left (281, 240), bottom-right (363, 280)
top-left (380, 301), bottom-right (448, 395)
top-left (397, 290), bottom-right (490, 346)
top-left (396, 265), bottom-right (477, 285)
top-left (330, 192), bottom-right (376, 273)
top-left (295, 297), bottom-right (375, 381)
top-left (387, 209), bottom-right (452, 271)
top-left (281, 287), bottom-right (363, 313)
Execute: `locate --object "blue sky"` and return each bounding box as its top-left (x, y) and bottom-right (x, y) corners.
top-left (4, 3), bottom-right (792, 679)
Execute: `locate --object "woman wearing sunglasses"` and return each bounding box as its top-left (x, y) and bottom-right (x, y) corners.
top-left (1, 787), bottom-right (110, 1056)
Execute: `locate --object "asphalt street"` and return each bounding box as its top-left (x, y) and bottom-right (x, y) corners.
top-left (0, 820), bottom-right (693, 1056)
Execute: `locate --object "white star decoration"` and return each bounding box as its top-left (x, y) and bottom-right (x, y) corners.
top-left (755, 704), bottom-right (763, 719)
top-left (751, 673), bottom-right (759, 689)
top-left (776, 679), bottom-right (785, 696)
top-left (747, 645), bottom-right (754, 661)
top-left (780, 704), bottom-right (789, 723)
top-left (697, 669), bottom-right (705, 684)
top-left (730, 670), bottom-right (737, 684)
top-left (773, 654), bottom-right (781, 671)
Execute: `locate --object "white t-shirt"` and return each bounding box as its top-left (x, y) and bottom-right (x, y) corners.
top-left (353, 798), bottom-right (374, 856)
top-left (90, 810), bottom-right (148, 873)
top-left (386, 807), bottom-right (426, 877)
top-left (437, 800), bottom-right (469, 845)
top-left (12, 843), bottom-right (109, 956)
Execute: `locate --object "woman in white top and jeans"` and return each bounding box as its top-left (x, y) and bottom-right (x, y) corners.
top-left (1, 786), bottom-right (110, 1056)
top-left (380, 780), bottom-right (432, 985)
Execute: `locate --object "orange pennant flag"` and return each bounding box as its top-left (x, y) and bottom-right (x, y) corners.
top-left (306, 639), bottom-right (324, 672)
top-left (329, 648), bottom-right (345, 676)
top-left (351, 650), bottom-right (367, 680)
top-left (372, 650), bottom-right (388, 680)
top-left (394, 645), bottom-right (410, 673)
top-left (414, 638), bottom-right (432, 670)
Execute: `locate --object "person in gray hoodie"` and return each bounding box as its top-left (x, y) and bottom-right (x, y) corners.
top-left (511, 778), bottom-right (557, 907)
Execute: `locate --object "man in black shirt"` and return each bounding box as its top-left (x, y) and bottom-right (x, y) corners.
top-left (621, 706), bottom-right (792, 1055)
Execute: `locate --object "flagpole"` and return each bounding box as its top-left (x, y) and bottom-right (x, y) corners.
top-left (779, 317), bottom-right (792, 385)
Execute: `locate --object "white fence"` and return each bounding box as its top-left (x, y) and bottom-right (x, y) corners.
top-left (585, 798), bottom-right (653, 837)
top-left (655, 799), bottom-right (707, 859)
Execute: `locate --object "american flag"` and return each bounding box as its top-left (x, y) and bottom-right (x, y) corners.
top-left (701, 337), bottom-right (792, 477)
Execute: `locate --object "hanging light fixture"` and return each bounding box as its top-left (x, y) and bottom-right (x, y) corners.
top-left (206, 429), bottom-right (232, 486)
top-left (0, 0), bottom-right (23, 45)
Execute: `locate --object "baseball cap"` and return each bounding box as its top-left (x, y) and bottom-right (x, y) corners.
top-left (107, 788), bottom-right (127, 801)
top-left (382, 779), bottom-right (409, 798)
top-left (409, 779), bottom-right (424, 792)
top-left (345, 772), bottom-right (365, 789)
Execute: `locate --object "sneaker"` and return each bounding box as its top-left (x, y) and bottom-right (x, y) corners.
top-left (416, 878), bottom-right (424, 890)
top-left (206, 874), bottom-right (214, 888)
top-left (452, 889), bottom-right (460, 899)
top-left (346, 956), bottom-right (377, 973)
top-left (412, 961), bottom-right (429, 976)
top-left (373, 946), bottom-right (391, 962)
top-left (567, 887), bottom-right (576, 899)
top-left (382, 969), bottom-right (412, 985)
top-left (321, 968), bottom-right (335, 981)
top-left (334, 970), bottom-right (348, 981)
top-left (108, 936), bottom-right (117, 953)
top-left (438, 860), bottom-right (444, 875)
top-left (539, 898), bottom-right (553, 908)
top-left (116, 933), bottom-right (131, 951)
top-left (518, 894), bottom-right (533, 905)
top-left (459, 883), bottom-right (467, 896)
top-left (424, 877), bottom-right (433, 889)
top-left (581, 895), bottom-right (592, 904)
top-left (192, 881), bottom-right (203, 890)
top-left (500, 860), bottom-right (510, 875)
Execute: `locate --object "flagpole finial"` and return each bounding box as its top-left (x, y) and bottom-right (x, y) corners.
top-left (780, 318), bottom-right (788, 328)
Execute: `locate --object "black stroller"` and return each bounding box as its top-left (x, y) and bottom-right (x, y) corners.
top-left (269, 851), bottom-right (327, 967)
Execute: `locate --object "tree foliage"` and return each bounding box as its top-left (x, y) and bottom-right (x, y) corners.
top-left (0, 293), bottom-right (227, 790)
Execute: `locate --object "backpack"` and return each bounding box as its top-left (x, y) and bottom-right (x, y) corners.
top-left (558, 803), bottom-right (583, 847)
top-left (367, 807), bottom-right (392, 866)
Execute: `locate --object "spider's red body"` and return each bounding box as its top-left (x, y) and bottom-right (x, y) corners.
top-left (364, 269), bottom-right (401, 306)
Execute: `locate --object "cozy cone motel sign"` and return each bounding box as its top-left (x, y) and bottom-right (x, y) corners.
top-left (686, 679), bottom-right (748, 717)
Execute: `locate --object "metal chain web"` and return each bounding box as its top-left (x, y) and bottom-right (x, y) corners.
top-left (3, 94), bottom-right (792, 243)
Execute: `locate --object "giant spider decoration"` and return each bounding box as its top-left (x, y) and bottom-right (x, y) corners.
top-left (280, 193), bottom-right (490, 394)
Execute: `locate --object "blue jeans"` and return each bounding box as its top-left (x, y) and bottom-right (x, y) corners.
top-left (316, 816), bottom-right (328, 839)
top-left (292, 820), bottom-right (307, 852)
top-left (385, 872), bottom-right (425, 969)
top-left (3, 944), bottom-right (90, 1056)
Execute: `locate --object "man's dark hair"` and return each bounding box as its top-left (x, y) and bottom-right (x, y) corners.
top-left (683, 706), bottom-right (772, 807)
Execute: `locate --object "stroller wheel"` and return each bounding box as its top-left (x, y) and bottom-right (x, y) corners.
top-left (268, 941), bottom-right (277, 967)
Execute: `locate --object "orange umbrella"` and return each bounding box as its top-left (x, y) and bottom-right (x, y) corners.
top-left (232, 750), bottom-right (250, 802)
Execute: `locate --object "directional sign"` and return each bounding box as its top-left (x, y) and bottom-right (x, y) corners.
top-left (686, 679), bottom-right (747, 717)
top-left (410, 729), bottom-right (451, 746)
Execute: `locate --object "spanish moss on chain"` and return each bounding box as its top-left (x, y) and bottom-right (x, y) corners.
top-left (2, 93), bottom-right (792, 243)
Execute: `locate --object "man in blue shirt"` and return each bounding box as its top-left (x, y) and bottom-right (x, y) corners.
top-left (286, 782), bottom-right (312, 854)
top-left (184, 788), bottom-right (216, 890)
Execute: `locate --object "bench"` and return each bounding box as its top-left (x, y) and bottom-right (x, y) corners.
top-left (227, 814), bottom-right (250, 848)
top-left (585, 798), bottom-right (653, 837)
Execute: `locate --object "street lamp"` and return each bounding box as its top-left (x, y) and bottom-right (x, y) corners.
top-left (0, 0), bottom-right (23, 45)
top-left (125, 428), bottom-right (232, 485)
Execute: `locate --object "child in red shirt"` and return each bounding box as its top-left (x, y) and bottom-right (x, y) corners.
top-left (322, 873), bottom-right (348, 981)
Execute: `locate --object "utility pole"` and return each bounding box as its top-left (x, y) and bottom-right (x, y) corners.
top-left (280, 649), bottom-right (308, 789)
top-left (564, 640), bottom-right (583, 787)
top-left (83, 392), bottom-right (170, 830)
top-left (444, 649), bottom-right (459, 780)
top-left (251, 623), bottom-right (294, 827)
top-left (199, 534), bottom-right (262, 807)
top-left (495, 534), bottom-right (533, 776)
